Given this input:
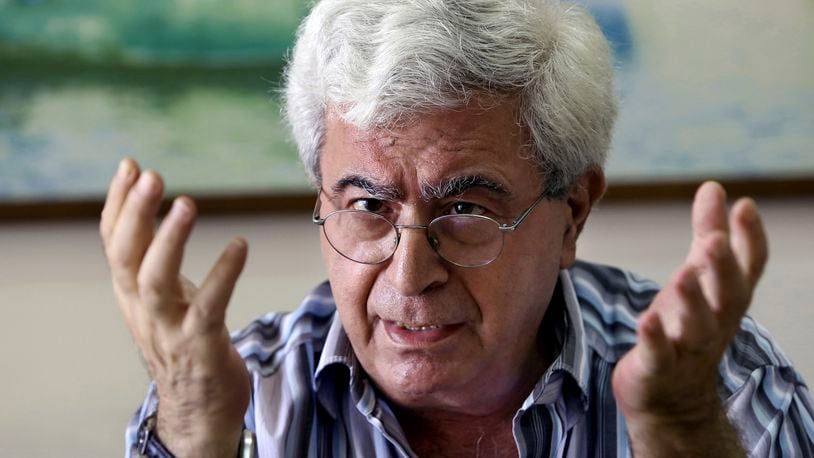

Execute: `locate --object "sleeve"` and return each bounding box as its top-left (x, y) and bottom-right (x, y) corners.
top-left (725, 365), bottom-right (814, 457)
top-left (721, 318), bottom-right (814, 456)
top-left (124, 383), bottom-right (161, 457)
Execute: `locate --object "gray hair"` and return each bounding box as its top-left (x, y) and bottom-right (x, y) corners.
top-left (283, 0), bottom-right (617, 197)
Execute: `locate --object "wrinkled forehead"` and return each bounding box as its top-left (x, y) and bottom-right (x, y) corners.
top-left (320, 101), bottom-right (539, 200)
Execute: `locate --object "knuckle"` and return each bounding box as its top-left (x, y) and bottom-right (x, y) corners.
top-left (111, 270), bottom-right (136, 296)
top-left (675, 279), bottom-right (698, 301)
top-left (702, 233), bottom-right (729, 262)
top-left (673, 268), bottom-right (701, 298)
top-left (107, 245), bottom-right (136, 271)
top-left (137, 272), bottom-right (168, 301)
top-left (114, 261), bottom-right (139, 284)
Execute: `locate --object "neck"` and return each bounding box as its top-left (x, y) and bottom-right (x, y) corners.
top-left (396, 405), bottom-right (520, 458)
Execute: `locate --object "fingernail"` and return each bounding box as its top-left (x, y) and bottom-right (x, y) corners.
top-left (118, 159), bottom-right (132, 178)
top-left (171, 198), bottom-right (191, 220)
top-left (743, 199), bottom-right (758, 222)
top-left (230, 237), bottom-right (248, 252)
top-left (137, 172), bottom-right (157, 196)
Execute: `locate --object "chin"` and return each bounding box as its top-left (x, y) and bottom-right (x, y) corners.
top-left (372, 352), bottom-right (471, 406)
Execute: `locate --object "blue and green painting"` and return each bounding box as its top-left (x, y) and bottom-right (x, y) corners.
top-left (0, 0), bottom-right (309, 201)
top-left (1, 0), bottom-right (812, 202)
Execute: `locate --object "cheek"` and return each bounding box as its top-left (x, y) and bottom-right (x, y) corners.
top-left (321, 236), bottom-right (379, 336)
top-left (467, 222), bottom-right (564, 332)
top-left (468, 259), bottom-right (558, 319)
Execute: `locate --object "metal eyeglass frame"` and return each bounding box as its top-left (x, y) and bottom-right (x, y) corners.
top-left (312, 189), bottom-right (549, 268)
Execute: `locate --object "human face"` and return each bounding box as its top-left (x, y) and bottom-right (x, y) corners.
top-left (319, 100), bottom-right (585, 416)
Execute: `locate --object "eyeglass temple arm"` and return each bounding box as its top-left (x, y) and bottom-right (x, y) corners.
top-left (312, 190), bottom-right (326, 225)
top-left (499, 192), bottom-right (549, 232)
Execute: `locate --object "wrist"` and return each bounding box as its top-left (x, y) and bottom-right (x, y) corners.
top-left (624, 404), bottom-right (745, 458)
top-left (137, 413), bottom-right (256, 458)
top-left (155, 406), bottom-right (244, 458)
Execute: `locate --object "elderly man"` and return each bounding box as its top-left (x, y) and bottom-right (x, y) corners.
top-left (103, 0), bottom-right (814, 456)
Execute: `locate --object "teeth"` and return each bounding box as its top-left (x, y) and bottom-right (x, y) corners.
top-left (396, 321), bottom-right (441, 331)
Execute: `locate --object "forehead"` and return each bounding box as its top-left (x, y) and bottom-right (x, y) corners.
top-left (320, 100), bottom-right (539, 195)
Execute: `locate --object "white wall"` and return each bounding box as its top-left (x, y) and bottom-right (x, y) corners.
top-left (1, 197), bottom-right (811, 456)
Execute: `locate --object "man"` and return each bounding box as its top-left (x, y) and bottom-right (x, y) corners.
top-left (103, 0), bottom-right (814, 456)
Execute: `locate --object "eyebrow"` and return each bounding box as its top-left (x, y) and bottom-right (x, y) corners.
top-left (421, 175), bottom-right (511, 200)
top-left (330, 173), bottom-right (511, 202)
top-left (331, 175), bottom-right (404, 201)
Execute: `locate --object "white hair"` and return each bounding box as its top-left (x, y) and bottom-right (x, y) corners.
top-left (283, 0), bottom-right (617, 197)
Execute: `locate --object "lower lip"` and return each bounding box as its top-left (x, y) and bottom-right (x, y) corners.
top-left (382, 321), bottom-right (464, 347)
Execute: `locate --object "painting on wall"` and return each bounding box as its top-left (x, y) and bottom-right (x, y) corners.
top-left (589, 0), bottom-right (814, 184)
top-left (1, 0), bottom-right (812, 210)
top-left (0, 0), bottom-right (310, 204)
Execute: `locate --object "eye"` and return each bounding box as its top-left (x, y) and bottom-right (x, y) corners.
top-left (351, 198), bottom-right (385, 213)
top-left (449, 201), bottom-right (487, 216)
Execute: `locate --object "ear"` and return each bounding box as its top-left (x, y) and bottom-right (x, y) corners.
top-left (559, 168), bottom-right (606, 269)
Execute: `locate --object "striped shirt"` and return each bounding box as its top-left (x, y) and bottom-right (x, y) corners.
top-left (127, 260), bottom-right (814, 457)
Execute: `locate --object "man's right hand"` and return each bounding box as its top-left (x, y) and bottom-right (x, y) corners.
top-left (100, 158), bottom-right (251, 457)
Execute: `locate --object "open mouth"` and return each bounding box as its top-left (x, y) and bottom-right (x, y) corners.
top-left (394, 322), bottom-right (443, 332)
top-left (382, 320), bottom-right (464, 347)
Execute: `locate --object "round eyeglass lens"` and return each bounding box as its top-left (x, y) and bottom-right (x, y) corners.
top-left (322, 211), bottom-right (397, 264)
top-left (429, 215), bottom-right (504, 267)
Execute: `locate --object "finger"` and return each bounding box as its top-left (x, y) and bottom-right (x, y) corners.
top-left (107, 171), bottom-right (165, 292)
top-left (138, 197), bottom-right (197, 317)
top-left (691, 181), bottom-right (728, 240)
top-left (100, 158), bottom-right (140, 245)
top-left (663, 267), bottom-right (718, 353)
top-left (636, 311), bottom-right (675, 374)
top-left (687, 182), bottom-right (748, 322)
top-left (691, 231), bottom-right (750, 329)
top-left (189, 238), bottom-right (249, 332)
top-left (730, 198), bottom-right (768, 289)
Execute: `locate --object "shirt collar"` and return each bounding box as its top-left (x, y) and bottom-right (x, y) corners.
top-left (316, 311), bottom-right (355, 376)
top-left (556, 268), bottom-right (591, 396)
top-left (521, 269), bottom-right (591, 412)
top-left (314, 312), bottom-right (360, 418)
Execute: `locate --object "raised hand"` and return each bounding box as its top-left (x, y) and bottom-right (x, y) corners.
top-left (611, 181), bottom-right (768, 457)
top-left (100, 159), bottom-right (250, 457)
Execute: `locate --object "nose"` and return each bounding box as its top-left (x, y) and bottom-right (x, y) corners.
top-left (385, 225), bottom-right (449, 296)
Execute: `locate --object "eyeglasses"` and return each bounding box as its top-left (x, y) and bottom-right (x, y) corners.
top-left (312, 190), bottom-right (549, 268)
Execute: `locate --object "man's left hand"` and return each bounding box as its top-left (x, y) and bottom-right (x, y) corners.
top-left (611, 181), bottom-right (768, 457)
